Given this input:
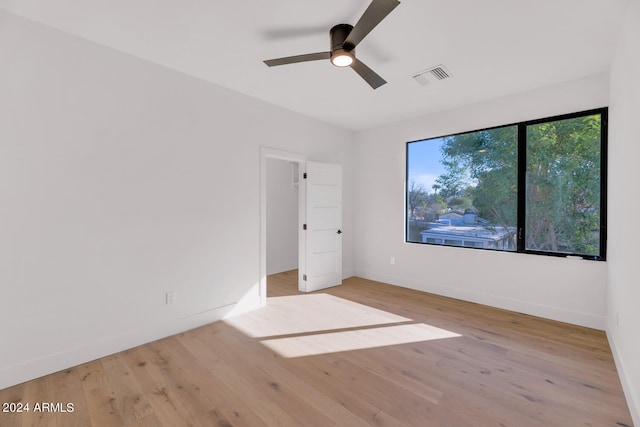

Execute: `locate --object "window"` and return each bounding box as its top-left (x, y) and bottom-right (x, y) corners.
top-left (406, 108), bottom-right (607, 260)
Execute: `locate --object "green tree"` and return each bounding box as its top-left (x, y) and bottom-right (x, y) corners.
top-left (526, 115), bottom-right (601, 254)
top-left (440, 126), bottom-right (518, 243)
top-left (447, 194), bottom-right (474, 211)
top-left (437, 115), bottom-right (601, 255)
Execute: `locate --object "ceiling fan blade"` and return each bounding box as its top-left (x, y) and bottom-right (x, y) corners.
top-left (351, 59), bottom-right (387, 89)
top-left (264, 52), bottom-right (330, 67)
top-left (344, 0), bottom-right (400, 48)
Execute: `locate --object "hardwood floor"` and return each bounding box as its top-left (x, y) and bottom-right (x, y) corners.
top-left (0, 270), bottom-right (633, 426)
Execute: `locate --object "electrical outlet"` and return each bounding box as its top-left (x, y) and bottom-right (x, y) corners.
top-left (166, 291), bottom-right (176, 305)
top-left (390, 257), bottom-right (396, 265)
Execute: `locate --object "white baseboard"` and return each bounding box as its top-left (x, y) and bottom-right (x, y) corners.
top-left (0, 297), bottom-right (260, 391)
top-left (266, 262), bottom-right (299, 276)
top-left (354, 269), bottom-right (605, 330)
top-left (266, 265), bottom-right (354, 281)
top-left (606, 328), bottom-right (640, 426)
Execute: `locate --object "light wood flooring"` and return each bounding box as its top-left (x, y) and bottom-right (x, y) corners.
top-left (0, 270), bottom-right (634, 426)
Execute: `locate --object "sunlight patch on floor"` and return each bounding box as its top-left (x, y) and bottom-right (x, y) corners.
top-left (260, 323), bottom-right (461, 358)
top-left (224, 293), bottom-right (461, 357)
top-left (224, 293), bottom-right (411, 338)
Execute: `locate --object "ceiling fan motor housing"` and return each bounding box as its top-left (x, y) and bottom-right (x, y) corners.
top-left (263, 0), bottom-right (401, 89)
top-left (330, 24), bottom-right (355, 66)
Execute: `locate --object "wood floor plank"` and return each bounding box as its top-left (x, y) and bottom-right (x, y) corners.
top-left (344, 348), bottom-right (445, 405)
top-left (0, 382), bottom-right (25, 427)
top-left (284, 355), bottom-right (410, 427)
top-left (209, 361), bottom-right (310, 427)
top-left (254, 359), bottom-right (373, 427)
top-left (79, 360), bottom-right (128, 427)
top-left (46, 368), bottom-right (91, 427)
top-left (148, 335), bottom-right (274, 427)
top-left (120, 344), bottom-right (206, 427)
top-left (99, 353), bottom-right (154, 424)
top-left (20, 372), bottom-right (57, 427)
top-left (0, 271), bottom-right (634, 426)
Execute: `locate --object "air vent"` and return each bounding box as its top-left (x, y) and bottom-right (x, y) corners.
top-left (412, 73), bottom-right (431, 86)
top-left (412, 65), bottom-right (451, 86)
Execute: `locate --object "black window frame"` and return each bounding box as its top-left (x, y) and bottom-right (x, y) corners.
top-left (406, 107), bottom-right (608, 261)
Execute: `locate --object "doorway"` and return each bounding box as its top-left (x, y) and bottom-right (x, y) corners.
top-left (260, 148), bottom-right (343, 305)
top-left (260, 148), bottom-right (305, 306)
top-left (266, 158), bottom-right (300, 279)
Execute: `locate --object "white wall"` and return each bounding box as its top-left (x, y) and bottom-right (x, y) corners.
top-left (353, 73), bottom-right (610, 330)
top-left (607, 0), bottom-right (640, 423)
top-left (0, 11), bottom-right (354, 389)
top-left (266, 159), bottom-right (299, 275)
top-left (2, 8), bottom-right (636, 420)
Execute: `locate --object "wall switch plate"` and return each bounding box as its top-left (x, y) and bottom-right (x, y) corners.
top-left (166, 291), bottom-right (176, 305)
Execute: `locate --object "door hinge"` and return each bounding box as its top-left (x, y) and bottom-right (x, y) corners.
top-left (303, 274), bottom-right (307, 281)
top-left (303, 172), bottom-right (307, 179)
top-left (303, 224), bottom-right (307, 230)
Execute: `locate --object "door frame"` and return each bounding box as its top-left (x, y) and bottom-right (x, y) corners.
top-left (259, 147), bottom-right (306, 306)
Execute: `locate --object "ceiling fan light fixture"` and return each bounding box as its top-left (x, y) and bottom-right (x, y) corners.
top-left (262, 0), bottom-right (400, 89)
top-left (331, 49), bottom-right (354, 67)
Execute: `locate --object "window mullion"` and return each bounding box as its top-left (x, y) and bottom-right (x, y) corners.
top-left (517, 123), bottom-right (526, 253)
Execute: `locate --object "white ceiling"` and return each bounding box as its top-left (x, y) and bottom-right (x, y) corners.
top-left (0, 0), bottom-right (630, 130)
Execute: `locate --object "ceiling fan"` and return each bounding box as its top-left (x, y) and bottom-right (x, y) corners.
top-left (263, 0), bottom-right (400, 89)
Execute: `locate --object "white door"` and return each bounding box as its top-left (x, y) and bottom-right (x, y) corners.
top-left (300, 161), bottom-right (342, 292)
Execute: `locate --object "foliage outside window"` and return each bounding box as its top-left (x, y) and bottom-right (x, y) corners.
top-left (406, 108), bottom-right (607, 260)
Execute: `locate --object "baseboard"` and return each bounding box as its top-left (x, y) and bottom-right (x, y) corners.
top-left (266, 262), bottom-right (299, 276)
top-left (606, 328), bottom-right (640, 426)
top-left (0, 298), bottom-right (259, 391)
top-left (354, 269), bottom-right (606, 330)
top-left (266, 266), bottom-right (355, 281)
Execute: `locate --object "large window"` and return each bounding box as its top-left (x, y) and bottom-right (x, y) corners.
top-left (406, 108), bottom-right (607, 260)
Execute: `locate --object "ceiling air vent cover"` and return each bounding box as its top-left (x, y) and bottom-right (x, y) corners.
top-left (412, 64), bottom-right (451, 86)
